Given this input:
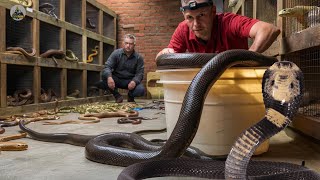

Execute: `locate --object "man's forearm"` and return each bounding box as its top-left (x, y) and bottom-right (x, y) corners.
top-left (249, 22), bottom-right (280, 53)
top-left (249, 28), bottom-right (280, 53)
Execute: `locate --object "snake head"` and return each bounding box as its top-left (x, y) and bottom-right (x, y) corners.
top-left (279, 8), bottom-right (296, 17)
top-left (279, 6), bottom-right (318, 17)
top-left (263, 61), bottom-right (304, 113)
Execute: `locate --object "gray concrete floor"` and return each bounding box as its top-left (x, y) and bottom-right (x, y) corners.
top-left (0, 99), bottom-right (320, 180)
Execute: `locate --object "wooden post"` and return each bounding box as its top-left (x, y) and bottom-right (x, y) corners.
top-left (60, 0), bottom-right (66, 51)
top-left (1, 63), bottom-right (7, 107)
top-left (252, 0), bottom-right (257, 19)
top-left (33, 66), bottom-right (40, 104)
top-left (60, 0), bottom-right (65, 21)
top-left (82, 70), bottom-right (87, 98)
top-left (32, 0), bottom-right (39, 56)
top-left (113, 16), bottom-right (117, 44)
top-left (82, 0), bottom-right (86, 29)
top-left (277, 0), bottom-right (285, 58)
top-left (0, 7), bottom-right (5, 52)
top-left (61, 68), bottom-right (67, 99)
top-left (99, 10), bottom-right (103, 65)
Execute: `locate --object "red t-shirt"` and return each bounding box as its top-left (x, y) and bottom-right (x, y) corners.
top-left (168, 13), bottom-right (259, 53)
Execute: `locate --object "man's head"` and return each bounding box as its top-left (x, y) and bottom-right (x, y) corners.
top-left (180, 0), bottom-right (216, 41)
top-left (123, 34), bottom-right (136, 54)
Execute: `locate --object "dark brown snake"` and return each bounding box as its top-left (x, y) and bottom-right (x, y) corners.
top-left (40, 49), bottom-right (65, 59)
top-left (7, 88), bottom-right (33, 106)
top-left (19, 50), bottom-right (320, 179)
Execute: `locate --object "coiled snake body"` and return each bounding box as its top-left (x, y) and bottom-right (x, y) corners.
top-left (19, 50), bottom-right (320, 179)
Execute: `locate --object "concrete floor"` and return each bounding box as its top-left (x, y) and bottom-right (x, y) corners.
top-left (0, 99), bottom-right (320, 180)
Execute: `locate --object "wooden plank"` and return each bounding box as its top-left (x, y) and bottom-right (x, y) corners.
top-left (86, 30), bottom-right (116, 45)
top-left (86, 30), bottom-right (101, 41)
top-left (61, 68), bottom-right (67, 99)
top-left (262, 40), bottom-right (279, 57)
top-left (86, 0), bottom-right (116, 17)
top-left (37, 57), bottom-right (86, 69)
top-left (280, 26), bottom-right (320, 55)
top-left (0, 54), bottom-right (37, 66)
top-left (290, 114), bottom-right (320, 141)
top-left (0, 7), bottom-right (5, 52)
top-left (1, 63), bottom-right (7, 107)
top-left (102, 36), bottom-right (116, 46)
top-left (35, 10), bottom-right (64, 28)
top-left (86, 63), bottom-right (104, 71)
top-left (33, 66), bottom-right (40, 104)
top-left (64, 22), bottom-right (84, 35)
top-left (232, 0), bottom-right (245, 14)
top-left (0, 95), bottom-right (112, 116)
top-left (82, 70), bottom-right (87, 98)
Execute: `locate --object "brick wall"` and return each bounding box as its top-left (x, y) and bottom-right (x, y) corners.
top-left (97, 0), bottom-right (184, 81)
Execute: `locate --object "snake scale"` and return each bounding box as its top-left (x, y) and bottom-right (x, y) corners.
top-left (19, 50), bottom-right (320, 179)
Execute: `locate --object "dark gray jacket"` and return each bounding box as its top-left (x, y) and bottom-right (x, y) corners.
top-left (102, 48), bottom-right (144, 84)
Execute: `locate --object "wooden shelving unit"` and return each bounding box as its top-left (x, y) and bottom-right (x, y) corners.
top-left (0, 0), bottom-right (117, 116)
top-left (226, 0), bottom-right (320, 140)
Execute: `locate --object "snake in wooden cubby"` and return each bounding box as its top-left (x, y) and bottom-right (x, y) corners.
top-left (87, 46), bottom-right (99, 63)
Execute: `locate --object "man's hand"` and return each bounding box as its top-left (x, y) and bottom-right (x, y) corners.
top-left (155, 48), bottom-right (175, 60)
top-left (107, 77), bottom-right (115, 90)
top-left (128, 81), bottom-right (136, 90)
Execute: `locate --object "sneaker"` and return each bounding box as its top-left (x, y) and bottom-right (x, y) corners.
top-left (127, 96), bottom-right (135, 103)
top-left (115, 95), bottom-right (123, 103)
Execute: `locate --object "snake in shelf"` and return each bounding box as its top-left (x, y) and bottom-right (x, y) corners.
top-left (87, 46), bottom-right (99, 63)
top-left (5, 47), bottom-right (36, 59)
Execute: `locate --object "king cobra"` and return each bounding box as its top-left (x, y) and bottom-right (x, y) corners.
top-left (18, 50), bottom-right (320, 179)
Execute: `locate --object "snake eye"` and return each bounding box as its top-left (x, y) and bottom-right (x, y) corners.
top-left (271, 80), bottom-right (275, 86)
top-left (290, 83), bottom-right (294, 89)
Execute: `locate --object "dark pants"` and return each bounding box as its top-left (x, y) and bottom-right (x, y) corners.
top-left (94, 75), bottom-right (145, 98)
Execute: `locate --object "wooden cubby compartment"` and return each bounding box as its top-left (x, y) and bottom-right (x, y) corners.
top-left (66, 30), bottom-right (82, 61)
top-left (86, 2), bottom-right (99, 33)
top-left (65, 0), bottom-right (82, 26)
top-left (67, 69), bottom-right (83, 98)
top-left (86, 38), bottom-right (99, 64)
top-left (40, 22), bottom-right (61, 54)
top-left (87, 70), bottom-right (100, 97)
top-left (103, 12), bottom-right (115, 39)
top-left (7, 65), bottom-right (34, 106)
top-left (39, 0), bottom-right (60, 19)
top-left (103, 42), bottom-right (114, 65)
top-left (6, 10), bottom-right (33, 51)
top-left (40, 67), bottom-right (62, 102)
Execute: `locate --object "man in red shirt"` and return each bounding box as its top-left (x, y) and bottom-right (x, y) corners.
top-left (156, 0), bottom-right (280, 58)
